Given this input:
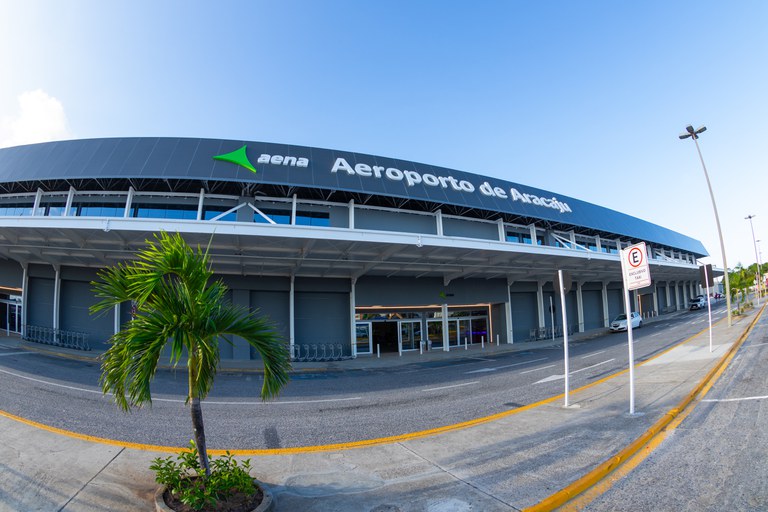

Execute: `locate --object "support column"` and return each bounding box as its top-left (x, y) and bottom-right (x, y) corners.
top-left (196, 188), bottom-right (205, 220)
top-left (602, 281), bottom-right (610, 327)
top-left (536, 281), bottom-right (546, 329)
top-left (348, 199), bottom-right (355, 230)
top-left (506, 277), bottom-right (514, 344)
top-left (441, 303), bottom-right (449, 352)
top-left (52, 266), bottom-right (61, 331)
top-left (289, 275), bottom-right (295, 359)
top-left (652, 287), bottom-right (659, 317)
top-left (576, 282), bottom-right (585, 332)
top-left (21, 264), bottom-right (28, 338)
top-left (114, 304), bottom-right (121, 334)
top-left (350, 278), bottom-right (357, 358)
top-left (665, 282), bottom-right (671, 313)
top-left (436, 210), bottom-right (444, 237)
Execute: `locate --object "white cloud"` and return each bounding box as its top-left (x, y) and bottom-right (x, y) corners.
top-left (0, 89), bottom-right (72, 148)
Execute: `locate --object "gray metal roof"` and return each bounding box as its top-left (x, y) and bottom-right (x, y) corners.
top-left (0, 137), bottom-right (708, 256)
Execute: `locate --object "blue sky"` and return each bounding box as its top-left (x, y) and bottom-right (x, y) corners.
top-left (1, 1), bottom-right (766, 270)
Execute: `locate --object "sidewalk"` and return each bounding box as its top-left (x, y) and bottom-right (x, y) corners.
top-left (0, 306), bottom-right (756, 511)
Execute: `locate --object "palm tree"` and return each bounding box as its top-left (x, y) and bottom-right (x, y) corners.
top-left (91, 231), bottom-right (290, 475)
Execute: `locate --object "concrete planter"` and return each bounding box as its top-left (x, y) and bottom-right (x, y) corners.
top-left (154, 479), bottom-right (274, 512)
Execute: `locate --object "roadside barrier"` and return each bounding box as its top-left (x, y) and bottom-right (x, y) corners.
top-left (23, 325), bottom-right (90, 351)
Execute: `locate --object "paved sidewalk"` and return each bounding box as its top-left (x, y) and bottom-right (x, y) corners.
top-left (0, 307), bottom-right (757, 511)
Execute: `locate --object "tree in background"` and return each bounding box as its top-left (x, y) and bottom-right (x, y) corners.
top-left (91, 231), bottom-right (290, 475)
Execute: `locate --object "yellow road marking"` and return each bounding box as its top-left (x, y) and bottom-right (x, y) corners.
top-left (0, 314), bottom-right (745, 456)
top-left (529, 306), bottom-right (764, 512)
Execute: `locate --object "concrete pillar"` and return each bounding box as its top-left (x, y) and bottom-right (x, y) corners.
top-left (506, 278), bottom-right (514, 343)
top-left (601, 282), bottom-right (610, 327)
top-left (21, 264), bottom-right (28, 338)
top-left (576, 282), bottom-right (585, 332)
top-left (289, 275), bottom-right (295, 359)
top-left (53, 266), bottom-right (61, 330)
top-left (350, 278), bottom-right (357, 358)
top-left (537, 281), bottom-right (546, 329)
top-left (441, 303), bottom-right (449, 352)
top-left (665, 282), bottom-right (671, 313)
top-left (674, 282), bottom-right (681, 310)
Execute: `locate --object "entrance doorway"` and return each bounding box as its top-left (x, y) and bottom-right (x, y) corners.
top-left (355, 322), bottom-right (372, 355)
top-left (372, 322), bottom-right (399, 353)
top-left (0, 300), bottom-right (22, 335)
top-left (399, 320), bottom-right (422, 351)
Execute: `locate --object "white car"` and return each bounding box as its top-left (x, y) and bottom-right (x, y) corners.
top-left (610, 312), bottom-right (642, 332)
top-left (689, 297), bottom-right (707, 310)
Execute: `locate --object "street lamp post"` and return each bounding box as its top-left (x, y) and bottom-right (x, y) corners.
top-left (746, 215), bottom-right (762, 304)
top-left (679, 125), bottom-right (732, 326)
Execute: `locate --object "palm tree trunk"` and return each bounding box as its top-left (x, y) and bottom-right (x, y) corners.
top-left (189, 350), bottom-right (210, 476)
top-left (190, 396), bottom-right (211, 476)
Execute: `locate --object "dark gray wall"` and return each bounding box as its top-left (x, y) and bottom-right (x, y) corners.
top-left (0, 259), bottom-right (21, 288)
top-left (249, 290), bottom-right (290, 359)
top-left (658, 284), bottom-right (668, 311)
top-left (582, 289), bottom-right (604, 330)
top-left (443, 218), bottom-right (498, 241)
top-left (510, 291), bottom-right (537, 342)
top-left (295, 292), bottom-right (349, 349)
top-left (607, 287), bottom-right (624, 320)
top-left (357, 277), bottom-right (508, 306)
top-left (355, 209), bottom-right (437, 235)
top-left (27, 277), bottom-right (54, 328)
top-left (60, 280), bottom-right (114, 345)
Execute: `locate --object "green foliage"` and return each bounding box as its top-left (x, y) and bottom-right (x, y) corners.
top-left (91, 231), bottom-right (291, 474)
top-left (150, 441), bottom-right (256, 511)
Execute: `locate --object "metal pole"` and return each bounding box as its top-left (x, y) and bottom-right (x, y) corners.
top-left (691, 134), bottom-right (732, 326)
top-left (704, 264), bottom-right (713, 353)
top-left (559, 270), bottom-right (571, 407)
top-left (746, 215), bottom-right (762, 305)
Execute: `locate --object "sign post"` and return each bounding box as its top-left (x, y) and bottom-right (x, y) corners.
top-left (555, 270), bottom-right (572, 407)
top-left (620, 242), bottom-right (651, 415)
top-left (700, 263), bottom-right (714, 352)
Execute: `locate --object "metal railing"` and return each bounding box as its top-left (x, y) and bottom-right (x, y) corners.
top-left (23, 325), bottom-right (91, 351)
top-left (291, 343), bottom-right (351, 362)
top-left (529, 325), bottom-right (576, 341)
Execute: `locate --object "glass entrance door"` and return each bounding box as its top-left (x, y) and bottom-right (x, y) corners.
top-left (2, 301), bottom-right (21, 335)
top-left (399, 320), bottom-right (421, 351)
top-left (355, 322), bottom-right (372, 355)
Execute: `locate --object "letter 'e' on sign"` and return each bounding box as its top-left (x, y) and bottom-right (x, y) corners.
top-left (620, 242), bottom-right (652, 290)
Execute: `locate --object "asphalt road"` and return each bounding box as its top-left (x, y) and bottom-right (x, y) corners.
top-left (584, 306), bottom-right (768, 512)
top-left (0, 304), bottom-right (728, 451)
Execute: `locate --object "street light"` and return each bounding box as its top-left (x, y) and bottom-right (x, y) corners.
top-left (746, 215), bottom-right (762, 304)
top-left (679, 125), bottom-right (732, 326)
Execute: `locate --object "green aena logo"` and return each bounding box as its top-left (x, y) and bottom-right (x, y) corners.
top-left (213, 145), bottom-right (308, 174)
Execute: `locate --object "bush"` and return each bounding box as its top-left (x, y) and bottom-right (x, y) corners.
top-left (151, 441), bottom-right (257, 511)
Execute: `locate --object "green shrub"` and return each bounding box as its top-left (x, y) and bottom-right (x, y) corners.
top-left (150, 441), bottom-right (256, 511)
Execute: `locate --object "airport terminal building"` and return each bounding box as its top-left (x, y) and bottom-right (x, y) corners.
top-left (0, 138), bottom-right (709, 360)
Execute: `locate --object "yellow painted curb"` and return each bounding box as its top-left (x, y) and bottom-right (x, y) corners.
top-left (524, 305), bottom-right (765, 512)
top-left (0, 312), bottom-right (742, 456)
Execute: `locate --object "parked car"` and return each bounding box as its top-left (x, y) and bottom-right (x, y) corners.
top-left (689, 297), bottom-right (707, 310)
top-left (610, 312), bottom-right (642, 332)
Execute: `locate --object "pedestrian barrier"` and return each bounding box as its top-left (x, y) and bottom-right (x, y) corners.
top-left (23, 324), bottom-right (91, 351)
top-left (291, 343), bottom-right (352, 362)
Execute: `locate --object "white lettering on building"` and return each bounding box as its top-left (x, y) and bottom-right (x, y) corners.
top-left (257, 154), bottom-right (309, 168)
top-left (330, 157), bottom-right (572, 214)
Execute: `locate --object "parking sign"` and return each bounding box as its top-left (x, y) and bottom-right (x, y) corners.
top-left (621, 242), bottom-right (652, 290)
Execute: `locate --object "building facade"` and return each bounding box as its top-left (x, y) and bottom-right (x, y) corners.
top-left (0, 138), bottom-right (709, 359)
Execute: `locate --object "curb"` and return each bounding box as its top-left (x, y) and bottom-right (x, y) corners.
top-left (524, 305), bottom-right (765, 511)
